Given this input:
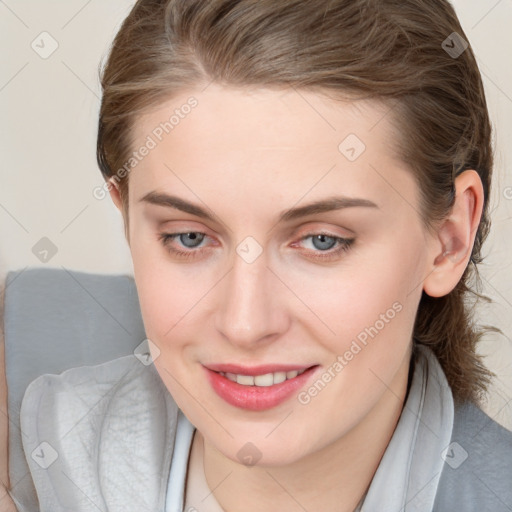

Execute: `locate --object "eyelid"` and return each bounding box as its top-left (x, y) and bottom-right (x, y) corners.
top-left (160, 221), bottom-right (354, 242)
top-left (293, 222), bottom-right (355, 240)
top-left (157, 219), bottom-right (215, 233)
top-left (290, 231), bottom-right (354, 250)
top-left (296, 231), bottom-right (351, 243)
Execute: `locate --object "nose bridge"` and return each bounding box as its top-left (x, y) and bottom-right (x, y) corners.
top-left (215, 247), bottom-right (286, 346)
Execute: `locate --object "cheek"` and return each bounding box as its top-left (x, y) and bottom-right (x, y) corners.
top-left (281, 239), bottom-right (421, 352)
top-left (330, 242), bottom-right (423, 382)
top-left (130, 215), bottom-right (424, 356)
top-left (131, 238), bottom-right (182, 348)
top-left (129, 229), bottom-right (207, 338)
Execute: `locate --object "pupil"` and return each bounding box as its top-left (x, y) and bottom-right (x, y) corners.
top-left (181, 232), bottom-right (202, 248)
top-left (314, 234), bottom-right (335, 251)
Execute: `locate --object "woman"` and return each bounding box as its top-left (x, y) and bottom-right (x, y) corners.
top-left (10, 0), bottom-right (512, 511)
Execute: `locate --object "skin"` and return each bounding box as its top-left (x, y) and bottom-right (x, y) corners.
top-left (107, 84), bottom-right (483, 512)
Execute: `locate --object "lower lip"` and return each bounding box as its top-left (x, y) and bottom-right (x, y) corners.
top-left (205, 366), bottom-right (318, 411)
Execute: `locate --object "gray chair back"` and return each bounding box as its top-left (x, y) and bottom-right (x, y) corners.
top-left (3, 268), bottom-right (145, 511)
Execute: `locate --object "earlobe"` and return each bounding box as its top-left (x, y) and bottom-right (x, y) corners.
top-left (423, 170), bottom-right (484, 298)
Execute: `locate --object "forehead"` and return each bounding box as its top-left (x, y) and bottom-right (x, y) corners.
top-left (133, 84), bottom-right (399, 158)
top-left (128, 84), bottom-right (417, 221)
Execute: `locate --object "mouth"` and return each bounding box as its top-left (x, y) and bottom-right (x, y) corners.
top-left (204, 363), bottom-right (319, 411)
top-left (217, 368), bottom-right (307, 386)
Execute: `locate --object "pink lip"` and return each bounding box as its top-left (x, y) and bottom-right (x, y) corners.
top-left (204, 364), bottom-right (319, 411)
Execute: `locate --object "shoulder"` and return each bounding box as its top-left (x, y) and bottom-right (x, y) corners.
top-left (434, 400), bottom-right (512, 510)
top-left (20, 352), bottom-right (180, 445)
top-left (20, 355), bottom-right (179, 511)
top-left (452, 400), bottom-right (512, 448)
top-left (21, 353), bottom-right (173, 419)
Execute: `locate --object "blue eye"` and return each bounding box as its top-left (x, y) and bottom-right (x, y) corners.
top-left (158, 231), bottom-right (354, 262)
top-left (176, 232), bottom-right (205, 248)
top-left (309, 234), bottom-right (337, 251)
top-left (297, 233), bottom-right (354, 261)
top-left (158, 232), bottom-right (209, 259)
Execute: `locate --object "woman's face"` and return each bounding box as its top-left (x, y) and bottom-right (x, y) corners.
top-left (125, 84), bottom-right (435, 465)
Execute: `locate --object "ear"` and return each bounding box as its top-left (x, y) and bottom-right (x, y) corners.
top-left (108, 177), bottom-right (130, 244)
top-left (108, 177), bottom-right (123, 211)
top-left (423, 170), bottom-right (484, 298)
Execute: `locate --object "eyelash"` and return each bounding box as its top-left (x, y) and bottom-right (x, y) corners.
top-left (157, 231), bottom-right (355, 262)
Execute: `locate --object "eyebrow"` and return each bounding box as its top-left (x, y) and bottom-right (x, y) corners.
top-left (139, 191), bottom-right (379, 223)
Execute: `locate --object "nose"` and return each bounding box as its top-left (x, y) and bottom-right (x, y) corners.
top-left (214, 249), bottom-right (290, 348)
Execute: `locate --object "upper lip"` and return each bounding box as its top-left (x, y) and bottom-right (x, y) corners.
top-left (205, 363), bottom-right (317, 376)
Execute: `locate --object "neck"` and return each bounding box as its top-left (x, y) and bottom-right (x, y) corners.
top-left (198, 348), bottom-right (413, 512)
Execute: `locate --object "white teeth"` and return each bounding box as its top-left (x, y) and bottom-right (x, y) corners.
top-left (273, 371), bottom-right (287, 384)
top-left (219, 369), bottom-right (308, 386)
top-left (236, 374), bottom-right (255, 385)
top-left (254, 373), bottom-right (274, 386)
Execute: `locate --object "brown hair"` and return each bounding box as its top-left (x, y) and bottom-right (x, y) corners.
top-left (97, 0), bottom-right (497, 404)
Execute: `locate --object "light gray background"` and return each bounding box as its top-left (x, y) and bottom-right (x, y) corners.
top-left (1, 0), bottom-right (511, 428)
